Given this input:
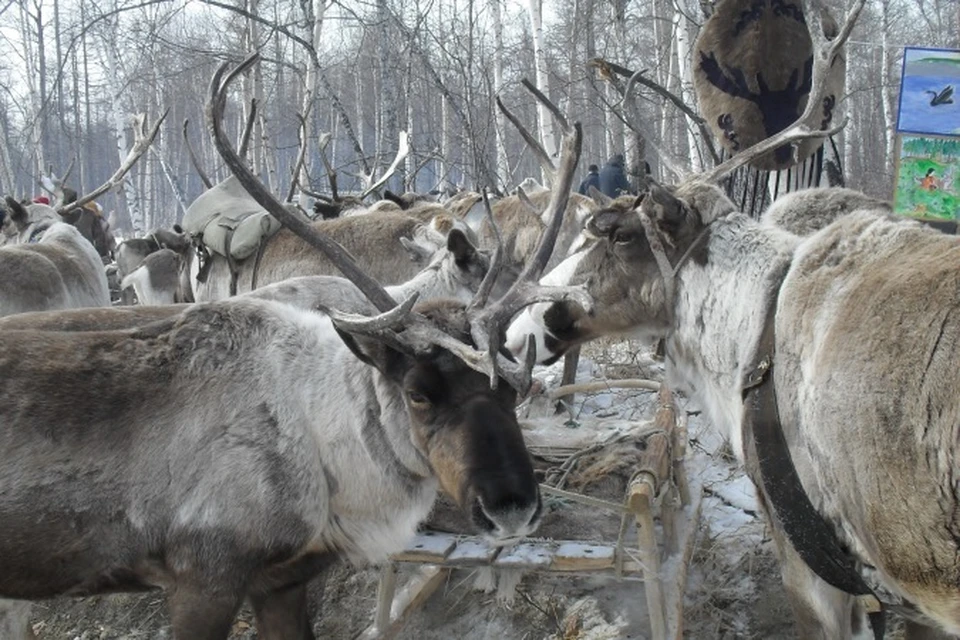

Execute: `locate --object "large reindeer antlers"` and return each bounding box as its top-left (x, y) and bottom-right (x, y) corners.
top-left (701, 0), bottom-right (866, 183)
top-left (472, 80), bottom-right (592, 388)
top-left (496, 79), bottom-right (562, 188)
top-left (55, 110), bottom-right (168, 215)
top-left (207, 53), bottom-right (398, 313)
top-left (207, 55), bottom-right (590, 396)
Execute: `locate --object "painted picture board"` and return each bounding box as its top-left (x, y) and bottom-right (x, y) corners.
top-left (896, 47), bottom-right (960, 136)
top-left (894, 135), bottom-right (960, 221)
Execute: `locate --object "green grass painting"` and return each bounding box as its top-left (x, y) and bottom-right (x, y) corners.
top-left (894, 136), bottom-right (960, 221)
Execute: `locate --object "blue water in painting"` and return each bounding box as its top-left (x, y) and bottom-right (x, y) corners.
top-left (898, 75), bottom-right (960, 136)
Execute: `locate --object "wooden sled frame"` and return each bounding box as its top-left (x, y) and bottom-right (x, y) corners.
top-left (361, 386), bottom-right (703, 640)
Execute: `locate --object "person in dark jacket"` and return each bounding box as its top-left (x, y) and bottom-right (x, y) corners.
top-left (599, 154), bottom-right (632, 198)
top-left (577, 164), bottom-right (601, 195)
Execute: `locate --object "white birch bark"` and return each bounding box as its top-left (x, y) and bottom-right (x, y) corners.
top-left (0, 118), bottom-right (17, 193)
top-left (19, 0), bottom-right (45, 178)
top-left (100, 10), bottom-right (143, 233)
top-left (377, 0), bottom-right (400, 191)
top-left (440, 94), bottom-right (450, 191)
top-left (492, 0), bottom-right (510, 189)
top-left (673, 11), bottom-right (703, 172)
top-left (526, 0), bottom-right (557, 184)
top-left (879, 0), bottom-right (897, 180)
top-left (405, 64), bottom-right (416, 190)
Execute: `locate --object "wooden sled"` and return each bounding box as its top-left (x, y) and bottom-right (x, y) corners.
top-left (361, 385), bottom-right (702, 640)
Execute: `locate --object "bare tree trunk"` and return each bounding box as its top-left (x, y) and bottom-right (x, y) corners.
top-left (0, 117), bottom-right (16, 193)
top-left (492, 0), bottom-right (509, 189)
top-left (80, 0), bottom-right (92, 192)
top-left (526, 0), bottom-right (557, 184)
top-left (440, 94), bottom-right (450, 190)
top-left (404, 59), bottom-right (417, 190)
top-left (674, 11), bottom-right (703, 172)
top-left (377, 0), bottom-right (400, 191)
top-left (20, 0), bottom-right (46, 180)
top-left (879, 0), bottom-right (897, 181)
top-left (101, 9), bottom-right (142, 233)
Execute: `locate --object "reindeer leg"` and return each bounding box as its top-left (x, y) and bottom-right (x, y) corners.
top-left (168, 581), bottom-right (244, 640)
top-left (767, 525), bottom-right (859, 639)
top-left (250, 582), bottom-right (315, 640)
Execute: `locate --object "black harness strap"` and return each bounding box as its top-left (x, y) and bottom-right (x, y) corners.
top-left (223, 229), bottom-right (240, 297)
top-left (250, 236), bottom-right (268, 291)
top-left (741, 266), bottom-right (885, 640)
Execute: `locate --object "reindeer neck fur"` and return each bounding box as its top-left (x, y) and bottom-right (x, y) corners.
top-left (232, 300), bottom-right (438, 565)
top-left (665, 212), bottom-right (798, 458)
top-left (293, 323), bottom-right (438, 564)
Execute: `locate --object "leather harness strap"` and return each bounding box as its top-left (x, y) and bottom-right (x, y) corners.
top-left (250, 236), bottom-right (268, 292)
top-left (741, 263), bottom-right (885, 640)
top-left (223, 229), bottom-right (240, 297)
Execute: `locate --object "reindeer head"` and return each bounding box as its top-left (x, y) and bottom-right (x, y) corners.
top-left (207, 55), bottom-right (591, 544)
top-left (506, 181), bottom-right (735, 363)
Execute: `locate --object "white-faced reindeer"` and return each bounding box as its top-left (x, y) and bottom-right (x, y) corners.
top-left (0, 55), bottom-right (590, 640)
top-left (0, 197), bottom-right (110, 317)
top-left (508, 2), bottom-right (960, 638)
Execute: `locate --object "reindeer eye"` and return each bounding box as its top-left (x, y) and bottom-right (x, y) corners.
top-left (407, 391), bottom-right (431, 407)
top-left (613, 230), bottom-right (635, 244)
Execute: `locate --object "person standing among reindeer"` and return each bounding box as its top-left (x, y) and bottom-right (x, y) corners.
top-left (577, 164), bottom-right (601, 195)
top-left (599, 154), bottom-right (632, 198)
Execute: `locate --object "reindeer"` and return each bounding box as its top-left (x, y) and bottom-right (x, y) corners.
top-left (115, 223), bottom-right (487, 310)
top-left (35, 115), bottom-right (165, 261)
top-left (507, 2), bottom-right (960, 637)
top-left (181, 211), bottom-right (481, 301)
top-left (0, 56), bottom-right (589, 640)
top-left (760, 186), bottom-right (893, 237)
top-left (0, 197), bottom-right (110, 318)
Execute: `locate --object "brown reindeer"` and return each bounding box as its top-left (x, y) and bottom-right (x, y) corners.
top-left (507, 2), bottom-right (960, 637)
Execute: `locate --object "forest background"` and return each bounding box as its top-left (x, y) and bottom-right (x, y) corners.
top-left (0, 0), bottom-right (957, 233)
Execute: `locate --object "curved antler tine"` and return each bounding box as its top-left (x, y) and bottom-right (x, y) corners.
top-left (520, 78), bottom-right (570, 132)
top-left (516, 186), bottom-right (539, 215)
top-left (497, 94), bottom-right (556, 182)
top-left (183, 119), bottom-right (214, 189)
top-left (469, 188), bottom-right (505, 312)
top-left (468, 88), bottom-right (587, 393)
top-left (319, 292), bottom-right (420, 333)
top-left (518, 121), bottom-right (582, 284)
top-left (360, 131), bottom-right (411, 199)
top-left (206, 54), bottom-right (398, 313)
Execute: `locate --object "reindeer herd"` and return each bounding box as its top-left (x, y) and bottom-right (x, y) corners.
top-left (3, 1), bottom-right (960, 638)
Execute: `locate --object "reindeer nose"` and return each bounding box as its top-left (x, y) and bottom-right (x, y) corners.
top-left (471, 492), bottom-right (542, 545)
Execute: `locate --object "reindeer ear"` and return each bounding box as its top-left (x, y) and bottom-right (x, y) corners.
top-left (4, 196), bottom-right (30, 232)
top-left (646, 183), bottom-right (684, 228)
top-left (586, 210), bottom-right (622, 238)
top-left (384, 190), bottom-right (405, 208)
top-left (332, 326), bottom-right (409, 381)
top-left (400, 236), bottom-right (434, 262)
top-left (313, 201), bottom-right (341, 220)
top-left (447, 228), bottom-right (479, 267)
top-left (587, 185), bottom-right (612, 207)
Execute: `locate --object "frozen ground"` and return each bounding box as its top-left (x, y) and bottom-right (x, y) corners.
top-left (31, 339), bottom-right (811, 640)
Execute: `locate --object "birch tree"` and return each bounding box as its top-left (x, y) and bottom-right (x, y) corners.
top-left (526, 0), bottom-right (557, 183)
